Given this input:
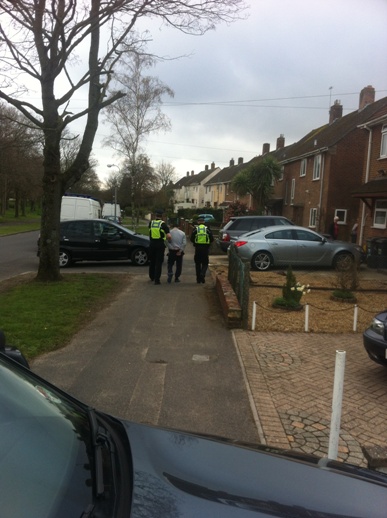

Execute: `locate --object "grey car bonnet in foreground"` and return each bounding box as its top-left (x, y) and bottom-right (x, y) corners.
top-left (1, 353), bottom-right (386, 517)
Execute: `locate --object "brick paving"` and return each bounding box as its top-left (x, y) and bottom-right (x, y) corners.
top-left (233, 330), bottom-right (387, 466)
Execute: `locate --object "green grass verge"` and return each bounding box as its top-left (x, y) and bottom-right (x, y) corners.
top-left (0, 274), bottom-right (128, 360)
top-left (0, 211), bottom-right (41, 236)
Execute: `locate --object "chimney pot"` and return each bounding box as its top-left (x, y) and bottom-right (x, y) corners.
top-left (329, 99), bottom-right (343, 123)
top-left (359, 85), bottom-right (375, 110)
top-left (230, 158), bottom-right (235, 167)
top-left (205, 165), bottom-right (208, 171)
top-left (238, 157), bottom-right (243, 165)
top-left (211, 162), bottom-right (215, 169)
top-left (191, 170), bottom-right (194, 176)
top-left (262, 143), bottom-right (270, 154)
top-left (276, 134), bottom-right (285, 150)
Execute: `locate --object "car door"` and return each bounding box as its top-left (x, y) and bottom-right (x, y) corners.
top-left (264, 228), bottom-right (298, 264)
top-left (61, 221), bottom-right (95, 260)
top-left (92, 221), bottom-right (129, 260)
top-left (293, 228), bottom-right (330, 265)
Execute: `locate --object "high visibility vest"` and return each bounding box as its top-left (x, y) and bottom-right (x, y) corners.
top-left (150, 219), bottom-right (166, 240)
top-left (195, 224), bottom-right (210, 244)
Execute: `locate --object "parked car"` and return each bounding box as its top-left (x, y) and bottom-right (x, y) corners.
top-left (38, 219), bottom-right (149, 267)
top-left (1, 352), bottom-right (387, 517)
top-left (103, 215), bottom-right (122, 224)
top-left (217, 215), bottom-right (294, 252)
top-left (197, 213), bottom-right (216, 223)
top-left (232, 225), bottom-right (363, 271)
top-left (363, 310), bottom-right (387, 366)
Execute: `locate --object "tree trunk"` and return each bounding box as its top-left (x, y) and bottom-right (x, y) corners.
top-left (36, 132), bottom-right (63, 282)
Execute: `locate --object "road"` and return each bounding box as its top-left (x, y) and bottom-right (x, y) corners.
top-left (0, 230), bottom-right (153, 282)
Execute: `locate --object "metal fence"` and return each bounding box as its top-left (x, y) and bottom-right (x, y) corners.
top-left (228, 245), bottom-right (250, 328)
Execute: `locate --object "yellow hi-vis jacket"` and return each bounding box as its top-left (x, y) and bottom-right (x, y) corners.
top-left (195, 224), bottom-right (210, 244)
top-left (150, 219), bottom-right (166, 240)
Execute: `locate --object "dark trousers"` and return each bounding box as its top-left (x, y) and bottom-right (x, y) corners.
top-left (149, 244), bottom-right (165, 282)
top-left (194, 246), bottom-right (210, 282)
top-left (167, 251), bottom-right (184, 279)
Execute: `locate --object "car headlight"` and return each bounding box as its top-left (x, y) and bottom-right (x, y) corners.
top-left (370, 317), bottom-right (385, 336)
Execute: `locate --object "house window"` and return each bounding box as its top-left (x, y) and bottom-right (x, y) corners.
top-left (309, 208), bottom-right (317, 227)
top-left (335, 209), bottom-right (347, 224)
top-left (300, 159), bottom-right (307, 177)
top-left (290, 178), bottom-right (295, 204)
top-left (374, 200), bottom-right (387, 228)
top-left (313, 154), bottom-right (321, 180)
top-left (381, 124), bottom-right (387, 157)
top-left (284, 181), bottom-right (288, 205)
top-left (279, 166), bottom-right (284, 181)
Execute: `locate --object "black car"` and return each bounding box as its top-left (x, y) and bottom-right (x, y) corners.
top-left (39, 219), bottom-right (150, 267)
top-left (363, 310), bottom-right (387, 366)
top-left (217, 216), bottom-right (294, 252)
top-left (1, 352), bottom-right (387, 517)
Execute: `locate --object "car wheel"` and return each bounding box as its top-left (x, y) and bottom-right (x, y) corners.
top-left (59, 249), bottom-right (72, 268)
top-left (252, 251), bottom-right (273, 271)
top-left (131, 248), bottom-right (148, 266)
top-left (334, 253), bottom-right (354, 271)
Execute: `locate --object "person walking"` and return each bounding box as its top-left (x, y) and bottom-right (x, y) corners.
top-left (328, 216), bottom-right (339, 240)
top-left (148, 209), bottom-right (171, 285)
top-left (166, 220), bottom-right (187, 283)
top-left (190, 215), bottom-right (213, 284)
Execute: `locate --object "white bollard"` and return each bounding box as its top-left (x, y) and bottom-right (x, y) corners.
top-left (328, 350), bottom-right (346, 460)
top-left (353, 304), bottom-right (358, 332)
top-left (304, 303), bottom-right (309, 332)
top-left (251, 301), bottom-right (257, 331)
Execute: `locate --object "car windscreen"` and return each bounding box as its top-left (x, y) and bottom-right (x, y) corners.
top-left (0, 356), bottom-right (93, 518)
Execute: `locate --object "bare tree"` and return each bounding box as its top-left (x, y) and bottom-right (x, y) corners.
top-left (0, 0), bottom-right (247, 280)
top-left (104, 53), bottom-right (174, 162)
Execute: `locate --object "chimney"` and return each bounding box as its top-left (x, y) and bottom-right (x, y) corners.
top-left (191, 170), bottom-right (194, 176)
top-left (262, 143), bottom-right (270, 154)
top-left (359, 85), bottom-right (375, 110)
top-left (329, 100), bottom-right (343, 123)
top-left (276, 134), bottom-right (285, 150)
top-left (238, 157), bottom-right (243, 165)
top-left (205, 165), bottom-right (208, 171)
top-left (230, 158), bottom-right (235, 167)
top-left (211, 162), bottom-right (215, 169)
top-left (186, 171), bottom-right (189, 177)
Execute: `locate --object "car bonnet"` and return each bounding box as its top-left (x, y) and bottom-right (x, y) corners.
top-left (123, 421), bottom-right (387, 518)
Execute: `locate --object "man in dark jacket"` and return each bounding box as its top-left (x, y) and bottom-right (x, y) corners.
top-left (190, 216), bottom-right (213, 283)
top-left (148, 210), bottom-right (171, 284)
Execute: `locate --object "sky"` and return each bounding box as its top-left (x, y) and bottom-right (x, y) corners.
top-left (26, 0), bottom-right (387, 184)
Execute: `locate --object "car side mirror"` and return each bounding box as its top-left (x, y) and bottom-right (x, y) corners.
top-left (0, 330), bottom-right (30, 369)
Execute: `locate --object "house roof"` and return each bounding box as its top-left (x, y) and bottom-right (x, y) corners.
top-left (205, 157), bottom-right (260, 185)
top-left (274, 96), bottom-right (387, 163)
top-left (173, 167), bottom-right (219, 188)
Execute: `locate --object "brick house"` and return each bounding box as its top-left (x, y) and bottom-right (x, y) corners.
top-left (270, 86), bottom-right (387, 242)
top-left (352, 113), bottom-right (387, 248)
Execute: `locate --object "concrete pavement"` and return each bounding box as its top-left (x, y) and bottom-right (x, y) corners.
top-left (32, 243), bottom-right (387, 468)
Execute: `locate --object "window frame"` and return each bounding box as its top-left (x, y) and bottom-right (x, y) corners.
top-left (381, 124), bottom-right (387, 158)
top-left (300, 158), bottom-right (307, 177)
top-left (290, 178), bottom-right (295, 205)
top-left (374, 200), bottom-right (387, 228)
top-left (309, 208), bottom-right (317, 228)
top-left (313, 154), bottom-right (321, 181)
top-left (334, 209), bottom-right (347, 224)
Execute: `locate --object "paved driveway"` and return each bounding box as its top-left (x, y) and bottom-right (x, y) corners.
top-left (233, 330), bottom-right (387, 466)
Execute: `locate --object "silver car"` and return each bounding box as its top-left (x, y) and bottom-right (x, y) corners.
top-left (233, 225), bottom-right (363, 271)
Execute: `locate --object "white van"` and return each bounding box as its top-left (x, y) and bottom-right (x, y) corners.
top-left (102, 203), bottom-right (121, 221)
top-left (60, 194), bottom-right (102, 221)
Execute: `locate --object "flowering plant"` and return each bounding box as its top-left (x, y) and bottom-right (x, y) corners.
top-left (272, 266), bottom-right (311, 309)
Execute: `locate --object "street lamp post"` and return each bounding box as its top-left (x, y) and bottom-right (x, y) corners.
top-left (107, 164), bottom-right (119, 220)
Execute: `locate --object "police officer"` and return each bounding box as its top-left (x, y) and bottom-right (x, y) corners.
top-left (148, 209), bottom-right (171, 285)
top-left (190, 215), bottom-right (213, 283)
